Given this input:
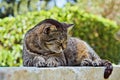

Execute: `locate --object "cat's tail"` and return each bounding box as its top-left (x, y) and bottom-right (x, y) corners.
top-left (102, 60), bottom-right (113, 79)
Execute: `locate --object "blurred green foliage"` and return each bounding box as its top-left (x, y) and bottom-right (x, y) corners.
top-left (0, 4), bottom-right (120, 66)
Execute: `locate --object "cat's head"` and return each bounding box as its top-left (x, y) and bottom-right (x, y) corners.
top-left (36, 19), bottom-right (73, 53)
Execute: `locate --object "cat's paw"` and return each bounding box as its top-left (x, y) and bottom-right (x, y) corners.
top-left (46, 58), bottom-right (60, 67)
top-left (103, 60), bottom-right (113, 79)
top-left (33, 56), bottom-right (46, 67)
top-left (92, 59), bottom-right (102, 66)
top-left (81, 59), bottom-right (92, 66)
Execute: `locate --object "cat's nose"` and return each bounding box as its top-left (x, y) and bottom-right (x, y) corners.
top-left (60, 43), bottom-right (64, 50)
top-left (60, 48), bottom-right (63, 53)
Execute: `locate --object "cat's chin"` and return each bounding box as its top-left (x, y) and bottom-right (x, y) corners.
top-left (49, 48), bottom-right (63, 54)
top-left (53, 51), bottom-right (63, 54)
top-left (51, 50), bottom-right (63, 54)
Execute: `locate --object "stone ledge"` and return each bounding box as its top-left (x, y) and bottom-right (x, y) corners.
top-left (0, 66), bottom-right (120, 80)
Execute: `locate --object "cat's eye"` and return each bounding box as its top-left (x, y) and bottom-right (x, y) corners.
top-left (47, 39), bottom-right (56, 42)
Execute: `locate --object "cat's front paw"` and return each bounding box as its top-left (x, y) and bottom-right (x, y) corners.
top-left (33, 56), bottom-right (46, 67)
top-left (46, 58), bottom-right (60, 67)
top-left (102, 60), bottom-right (113, 79)
top-left (81, 59), bottom-right (92, 66)
top-left (92, 59), bottom-right (102, 66)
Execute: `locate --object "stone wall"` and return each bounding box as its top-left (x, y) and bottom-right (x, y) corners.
top-left (0, 66), bottom-right (120, 80)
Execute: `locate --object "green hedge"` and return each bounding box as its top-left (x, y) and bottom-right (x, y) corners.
top-left (0, 5), bottom-right (120, 66)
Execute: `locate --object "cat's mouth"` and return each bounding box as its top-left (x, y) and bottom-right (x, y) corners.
top-left (49, 47), bottom-right (63, 54)
top-left (55, 48), bottom-right (63, 53)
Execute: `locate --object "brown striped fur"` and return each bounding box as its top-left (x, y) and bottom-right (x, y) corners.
top-left (23, 19), bottom-right (113, 79)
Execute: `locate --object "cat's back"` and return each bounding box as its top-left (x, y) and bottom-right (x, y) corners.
top-left (64, 37), bottom-right (89, 66)
top-left (66, 37), bottom-right (88, 54)
top-left (67, 37), bottom-right (86, 48)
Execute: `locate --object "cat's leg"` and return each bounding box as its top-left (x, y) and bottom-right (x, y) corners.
top-left (87, 48), bottom-right (113, 78)
top-left (33, 56), bottom-right (46, 67)
top-left (101, 59), bottom-right (113, 79)
top-left (80, 57), bottom-right (113, 79)
top-left (91, 58), bottom-right (103, 66)
top-left (46, 57), bottom-right (66, 67)
top-left (91, 59), bottom-right (113, 79)
top-left (23, 56), bottom-right (46, 67)
top-left (75, 40), bottom-right (113, 78)
top-left (23, 48), bottom-right (46, 67)
top-left (85, 55), bottom-right (113, 79)
top-left (23, 51), bottom-right (34, 66)
top-left (23, 57), bottom-right (33, 66)
top-left (46, 57), bottom-right (60, 67)
top-left (80, 57), bottom-right (102, 66)
top-left (80, 58), bottom-right (93, 66)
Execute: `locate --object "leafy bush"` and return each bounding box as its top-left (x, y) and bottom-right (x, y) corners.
top-left (0, 5), bottom-right (120, 66)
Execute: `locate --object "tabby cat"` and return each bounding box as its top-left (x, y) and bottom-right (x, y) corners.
top-left (23, 19), bottom-right (113, 79)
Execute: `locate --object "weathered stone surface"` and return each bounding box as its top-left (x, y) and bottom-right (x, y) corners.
top-left (0, 66), bottom-right (120, 80)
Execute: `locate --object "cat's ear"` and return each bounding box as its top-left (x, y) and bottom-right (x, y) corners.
top-left (43, 25), bottom-right (57, 34)
top-left (43, 27), bottom-right (50, 34)
top-left (62, 23), bottom-right (74, 28)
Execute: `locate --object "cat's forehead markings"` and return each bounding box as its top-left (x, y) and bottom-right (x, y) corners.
top-left (50, 25), bottom-right (57, 31)
top-left (44, 23), bottom-right (57, 31)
